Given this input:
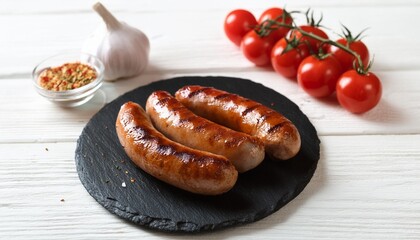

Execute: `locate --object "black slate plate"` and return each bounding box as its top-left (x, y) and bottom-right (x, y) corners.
top-left (75, 76), bottom-right (320, 233)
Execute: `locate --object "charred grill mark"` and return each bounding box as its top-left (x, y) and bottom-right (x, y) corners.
top-left (195, 155), bottom-right (213, 164)
top-left (193, 122), bottom-right (210, 132)
top-left (214, 93), bottom-right (230, 100)
top-left (206, 128), bottom-right (224, 146)
top-left (174, 115), bottom-right (198, 128)
top-left (194, 155), bottom-right (230, 167)
top-left (258, 109), bottom-right (279, 123)
top-left (259, 113), bottom-right (269, 122)
top-left (241, 104), bottom-right (261, 116)
top-left (129, 126), bottom-right (155, 142)
top-left (178, 115), bottom-right (197, 124)
top-left (267, 121), bottom-right (288, 134)
top-left (155, 144), bottom-right (176, 155)
top-left (187, 87), bottom-right (212, 98)
top-left (156, 96), bottom-right (170, 106)
top-left (173, 151), bottom-right (194, 163)
top-left (174, 152), bottom-right (229, 170)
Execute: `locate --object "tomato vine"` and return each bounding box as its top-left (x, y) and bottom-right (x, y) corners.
top-left (224, 7), bottom-right (382, 113)
top-left (257, 11), bottom-right (369, 74)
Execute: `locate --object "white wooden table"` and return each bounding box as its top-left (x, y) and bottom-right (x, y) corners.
top-left (1, 0), bottom-right (419, 239)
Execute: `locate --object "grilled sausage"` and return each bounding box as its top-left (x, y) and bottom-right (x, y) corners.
top-left (175, 86), bottom-right (301, 160)
top-left (115, 101), bottom-right (238, 195)
top-left (146, 91), bottom-right (265, 172)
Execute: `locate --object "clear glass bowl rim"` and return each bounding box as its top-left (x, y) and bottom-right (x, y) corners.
top-left (31, 52), bottom-right (105, 97)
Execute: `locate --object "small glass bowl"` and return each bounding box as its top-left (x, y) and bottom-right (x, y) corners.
top-left (32, 52), bottom-right (105, 107)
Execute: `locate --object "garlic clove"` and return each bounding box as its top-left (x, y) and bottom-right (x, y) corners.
top-left (82, 2), bottom-right (150, 81)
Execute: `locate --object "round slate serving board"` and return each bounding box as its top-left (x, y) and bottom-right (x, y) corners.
top-left (75, 76), bottom-right (320, 233)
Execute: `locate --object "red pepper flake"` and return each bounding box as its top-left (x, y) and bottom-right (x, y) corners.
top-left (38, 62), bottom-right (97, 91)
top-left (41, 76), bottom-right (50, 83)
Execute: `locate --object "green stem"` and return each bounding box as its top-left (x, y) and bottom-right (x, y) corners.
top-left (264, 20), bottom-right (366, 72)
top-left (296, 26), bottom-right (364, 69)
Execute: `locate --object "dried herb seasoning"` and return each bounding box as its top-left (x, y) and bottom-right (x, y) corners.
top-left (38, 62), bottom-right (97, 91)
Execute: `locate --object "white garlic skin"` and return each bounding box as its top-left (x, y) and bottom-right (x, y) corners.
top-left (83, 3), bottom-right (150, 81)
top-left (83, 23), bottom-right (150, 81)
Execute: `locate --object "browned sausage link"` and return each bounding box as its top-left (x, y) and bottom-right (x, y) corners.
top-left (146, 91), bottom-right (265, 173)
top-left (175, 86), bottom-right (301, 160)
top-left (115, 101), bottom-right (238, 195)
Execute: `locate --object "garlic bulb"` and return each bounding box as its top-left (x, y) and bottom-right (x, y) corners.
top-left (82, 2), bottom-right (150, 81)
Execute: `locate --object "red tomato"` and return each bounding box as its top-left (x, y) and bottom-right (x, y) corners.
top-left (224, 9), bottom-right (258, 46)
top-left (258, 7), bottom-right (293, 42)
top-left (241, 30), bottom-right (275, 66)
top-left (336, 70), bottom-right (382, 113)
top-left (297, 55), bottom-right (343, 97)
top-left (329, 38), bottom-right (370, 71)
top-left (290, 26), bottom-right (329, 54)
top-left (271, 38), bottom-right (310, 79)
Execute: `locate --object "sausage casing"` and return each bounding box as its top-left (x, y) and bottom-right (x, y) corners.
top-left (146, 91), bottom-right (265, 172)
top-left (175, 86), bottom-right (301, 160)
top-left (115, 101), bottom-right (238, 195)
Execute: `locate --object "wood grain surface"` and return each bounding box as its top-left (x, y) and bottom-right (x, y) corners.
top-left (1, 0), bottom-right (419, 239)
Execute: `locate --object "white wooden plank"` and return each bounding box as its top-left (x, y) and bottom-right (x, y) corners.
top-left (1, 135), bottom-right (419, 239)
top-left (1, 6), bottom-right (419, 76)
top-left (1, 0), bottom-right (419, 14)
top-left (1, 70), bottom-right (419, 143)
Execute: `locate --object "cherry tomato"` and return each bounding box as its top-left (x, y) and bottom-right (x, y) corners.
top-left (336, 70), bottom-right (382, 113)
top-left (297, 55), bottom-right (343, 97)
top-left (241, 30), bottom-right (275, 66)
top-left (224, 9), bottom-right (258, 46)
top-left (329, 38), bottom-right (370, 71)
top-left (271, 38), bottom-right (310, 79)
top-left (258, 7), bottom-right (293, 42)
top-left (290, 26), bottom-right (329, 54)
